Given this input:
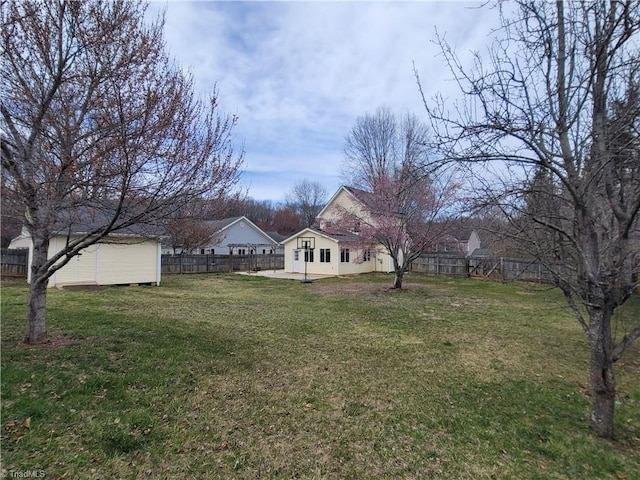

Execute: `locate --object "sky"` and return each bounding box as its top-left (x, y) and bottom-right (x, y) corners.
top-left (148, 0), bottom-right (503, 203)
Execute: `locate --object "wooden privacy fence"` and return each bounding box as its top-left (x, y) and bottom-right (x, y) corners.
top-left (162, 253), bottom-right (284, 275)
top-left (0, 248), bottom-right (570, 285)
top-left (411, 254), bottom-right (557, 283)
top-left (1, 249), bottom-right (28, 278)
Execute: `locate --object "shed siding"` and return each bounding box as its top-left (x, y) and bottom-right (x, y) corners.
top-left (41, 235), bottom-right (159, 288)
top-left (51, 240), bottom-right (100, 287)
top-left (8, 236), bottom-right (31, 250)
top-left (95, 240), bottom-right (159, 285)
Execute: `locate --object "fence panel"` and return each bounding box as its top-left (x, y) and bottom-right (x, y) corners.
top-left (410, 255), bottom-right (468, 276)
top-left (161, 254), bottom-right (284, 275)
top-left (413, 253), bottom-right (559, 284)
top-left (1, 248), bottom-right (28, 278)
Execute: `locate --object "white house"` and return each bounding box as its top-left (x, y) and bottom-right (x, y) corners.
top-left (283, 186), bottom-right (396, 276)
top-left (10, 229), bottom-right (162, 288)
top-left (162, 216), bottom-right (282, 256)
top-left (434, 228), bottom-right (482, 256)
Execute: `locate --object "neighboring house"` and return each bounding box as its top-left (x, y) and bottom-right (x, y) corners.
top-left (283, 186), bottom-right (396, 276)
top-left (265, 231), bottom-right (287, 253)
top-left (10, 228), bottom-right (162, 288)
top-left (162, 216), bottom-right (282, 256)
top-left (434, 228), bottom-right (482, 256)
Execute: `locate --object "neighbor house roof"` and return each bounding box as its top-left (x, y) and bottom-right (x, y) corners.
top-left (448, 228), bottom-right (476, 242)
top-left (265, 231), bottom-right (287, 243)
top-left (204, 216), bottom-right (278, 245)
top-left (203, 216), bottom-right (244, 232)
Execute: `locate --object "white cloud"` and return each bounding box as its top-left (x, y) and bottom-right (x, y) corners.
top-left (149, 0), bottom-right (503, 201)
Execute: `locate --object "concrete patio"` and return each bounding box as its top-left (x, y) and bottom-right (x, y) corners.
top-left (236, 270), bottom-right (335, 281)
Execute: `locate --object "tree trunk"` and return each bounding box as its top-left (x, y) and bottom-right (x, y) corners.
top-left (25, 233), bottom-right (50, 344)
top-left (393, 269), bottom-right (404, 289)
top-left (26, 279), bottom-right (49, 344)
top-left (588, 305), bottom-right (616, 438)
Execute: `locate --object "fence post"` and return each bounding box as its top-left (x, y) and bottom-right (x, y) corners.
top-left (538, 262), bottom-right (541, 283)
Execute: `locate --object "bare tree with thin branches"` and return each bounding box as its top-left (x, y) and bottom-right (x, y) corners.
top-left (285, 179), bottom-right (327, 228)
top-left (1, 0), bottom-right (244, 344)
top-left (419, 0), bottom-right (640, 438)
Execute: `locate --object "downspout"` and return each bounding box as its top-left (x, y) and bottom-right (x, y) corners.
top-left (95, 241), bottom-right (100, 285)
top-left (27, 236), bottom-right (34, 284)
top-left (156, 241), bottom-right (162, 285)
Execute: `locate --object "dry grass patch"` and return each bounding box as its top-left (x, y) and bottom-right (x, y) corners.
top-left (2, 274), bottom-right (639, 479)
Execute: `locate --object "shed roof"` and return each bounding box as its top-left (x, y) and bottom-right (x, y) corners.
top-left (41, 204), bottom-right (166, 238)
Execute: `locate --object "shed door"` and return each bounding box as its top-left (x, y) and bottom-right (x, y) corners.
top-left (292, 250), bottom-right (300, 273)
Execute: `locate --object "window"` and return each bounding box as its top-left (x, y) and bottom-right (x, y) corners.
top-left (340, 248), bottom-right (350, 263)
top-left (200, 248), bottom-right (205, 255)
top-left (304, 249), bottom-right (314, 262)
top-left (363, 248), bottom-right (371, 261)
top-left (294, 250), bottom-right (299, 261)
top-left (320, 248), bottom-right (331, 263)
top-left (210, 249), bottom-right (215, 255)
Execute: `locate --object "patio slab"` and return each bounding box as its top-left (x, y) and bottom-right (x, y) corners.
top-left (236, 270), bottom-right (335, 281)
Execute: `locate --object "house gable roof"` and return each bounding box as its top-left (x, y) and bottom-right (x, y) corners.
top-left (451, 228), bottom-right (477, 242)
top-left (204, 216), bottom-right (277, 245)
top-left (264, 231), bottom-right (287, 243)
top-left (203, 216), bottom-right (243, 232)
top-left (315, 185), bottom-right (369, 220)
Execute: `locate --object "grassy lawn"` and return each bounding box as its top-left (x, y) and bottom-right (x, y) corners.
top-left (1, 273), bottom-right (639, 479)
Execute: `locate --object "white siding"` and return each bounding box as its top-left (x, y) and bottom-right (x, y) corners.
top-left (94, 240), bottom-right (159, 285)
top-left (284, 231), bottom-right (385, 276)
top-left (466, 231), bottom-right (481, 256)
top-left (22, 234), bottom-right (161, 288)
top-left (318, 188), bottom-right (373, 230)
top-left (51, 240), bottom-right (100, 287)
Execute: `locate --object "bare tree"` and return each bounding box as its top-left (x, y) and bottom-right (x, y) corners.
top-left (419, 0), bottom-right (640, 438)
top-left (224, 197), bottom-right (275, 227)
top-left (162, 198), bottom-right (224, 254)
top-left (342, 107), bottom-right (398, 191)
top-left (285, 179), bottom-right (327, 228)
top-left (335, 109), bottom-right (461, 288)
top-left (1, 0), bottom-right (243, 344)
